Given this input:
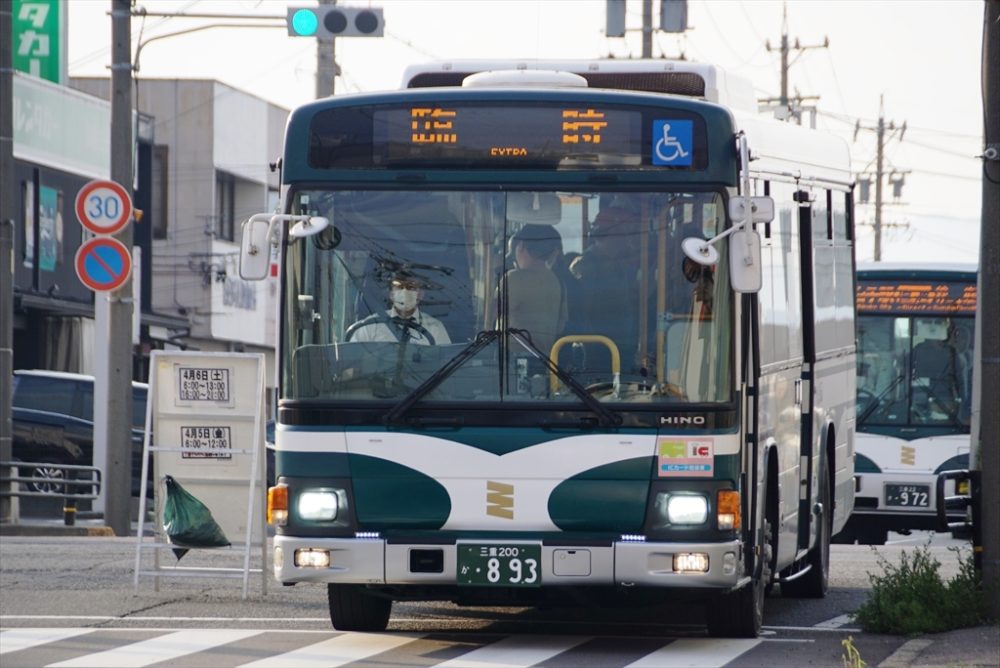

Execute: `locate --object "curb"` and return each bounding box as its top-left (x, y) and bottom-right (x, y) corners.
top-left (0, 523), bottom-right (116, 537)
top-left (877, 638), bottom-right (934, 667)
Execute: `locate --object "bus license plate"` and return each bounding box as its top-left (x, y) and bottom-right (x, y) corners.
top-left (457, 544), bottom-right (541, 586)
top-left (885, 483), bottom-right (930, 507)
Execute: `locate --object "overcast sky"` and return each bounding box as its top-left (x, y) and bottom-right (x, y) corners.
top-left (67, 0), bottom-right (986, 264)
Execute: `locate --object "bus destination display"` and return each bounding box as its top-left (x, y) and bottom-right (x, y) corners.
top-left (857, 281), bottom-right (977, 315)
top-left (373, 105), bottom-right (642, 165)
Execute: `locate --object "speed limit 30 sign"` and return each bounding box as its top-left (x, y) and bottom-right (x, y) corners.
top-left (75, 179), bottom-right (133, 235)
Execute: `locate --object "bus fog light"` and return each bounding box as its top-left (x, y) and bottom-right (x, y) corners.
top-left (665, 494), bottom-right (708, 524)
top-left (674, 552), bottom-right (709, 573)
top-left (294, 548), bottom-right (330, 568)
top-left (298, 490), bottom-right (339, 521)
top-left (722, 551), bottom-right (736, 575)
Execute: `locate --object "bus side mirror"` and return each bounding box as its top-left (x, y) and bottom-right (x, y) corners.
top-left (729, 229), bottom-right (762, 293)
top-left (240, 215), bottom-right (274, 281)
top-left (681, 194), bottom-right (772, 294)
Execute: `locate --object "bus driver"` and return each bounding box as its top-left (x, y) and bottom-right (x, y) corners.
top-left (347, 272), bottom-right (451, 345)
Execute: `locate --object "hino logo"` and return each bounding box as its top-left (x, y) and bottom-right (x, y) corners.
top-left (660, 415), bottom-right (707, 426)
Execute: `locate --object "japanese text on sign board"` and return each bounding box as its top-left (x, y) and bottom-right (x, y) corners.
top-left (181, 426), bottom-right (232, 459)
top-left (178, 367), bottom-right (231, 402)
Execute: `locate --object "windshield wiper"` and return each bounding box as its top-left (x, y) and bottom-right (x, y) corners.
top-left (858, 373), bottom-right (905, 425)
top-left (383, 329), bottom-right (622, 428)
top-left (506, 329), bottom-right (622, 428)
top-left (383, 330), bottom-right (501, 426)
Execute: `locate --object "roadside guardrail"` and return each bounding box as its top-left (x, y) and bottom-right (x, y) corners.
top-left (0, 461), bottom-right (102, 526)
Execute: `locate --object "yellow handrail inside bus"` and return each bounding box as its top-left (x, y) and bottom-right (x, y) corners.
top-left (548, 335), bottom-right (620, 395)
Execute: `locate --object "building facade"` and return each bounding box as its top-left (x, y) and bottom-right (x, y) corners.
top-left (12, 73), bottom-right (288, 405)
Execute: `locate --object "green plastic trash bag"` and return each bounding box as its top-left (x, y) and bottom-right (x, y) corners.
top-left (162, 475), bottom-right (230, 560)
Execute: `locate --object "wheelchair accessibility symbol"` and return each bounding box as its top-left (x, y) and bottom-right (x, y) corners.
top-left (652, 119), bottom-right (693, 166)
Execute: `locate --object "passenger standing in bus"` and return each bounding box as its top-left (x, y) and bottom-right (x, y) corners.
top-left (348, 272), bottom-right (451, 345)
top-left (499, 224), bottom-right (567, 358)
top-left (569, 206), bottom-right (641, 370)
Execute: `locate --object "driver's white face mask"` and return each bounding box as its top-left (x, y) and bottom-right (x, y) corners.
top-left (390, 288), bottom-right (419, 313)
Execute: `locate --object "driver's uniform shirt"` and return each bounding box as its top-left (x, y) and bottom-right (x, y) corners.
top-left (349, 308), bottom-right (451, 345)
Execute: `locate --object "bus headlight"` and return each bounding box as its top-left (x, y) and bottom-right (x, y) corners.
top-left (661, 493), bottom-right (709, 525)
top-left (298, 489), bottom-right (340, 521)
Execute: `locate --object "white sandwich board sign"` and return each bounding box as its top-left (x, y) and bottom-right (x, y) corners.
top-left (133, 351), bottom-right (268, 598)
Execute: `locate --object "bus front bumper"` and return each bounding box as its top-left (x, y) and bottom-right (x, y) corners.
top-left (272, 536), bottom-right (743, 589)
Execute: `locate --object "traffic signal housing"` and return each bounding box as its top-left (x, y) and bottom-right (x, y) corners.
top-left (287, 6), bottom-right (384, 38)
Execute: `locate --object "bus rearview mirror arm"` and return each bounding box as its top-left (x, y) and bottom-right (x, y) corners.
top-left (681, 132), bottom-right (774, 293)
top-left (239, 213), bottom-right (330, 281)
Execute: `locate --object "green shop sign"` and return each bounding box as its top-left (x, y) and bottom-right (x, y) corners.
top-left (12, 0), bottom-right (66, 84)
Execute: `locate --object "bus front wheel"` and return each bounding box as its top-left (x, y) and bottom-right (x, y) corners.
top-left (327, 584), bottom-right (392, 632)
top-left (707, 474), bottom-right (773, 639)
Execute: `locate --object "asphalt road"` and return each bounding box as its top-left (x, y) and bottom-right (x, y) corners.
top-left (2, 528), bottom-right (995, 667)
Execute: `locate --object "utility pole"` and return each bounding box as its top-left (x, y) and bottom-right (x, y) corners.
top-left (760, 3), bottom-right (826, 125)
top-left (641, 0), bottom-right (653, 59)
top-left (316, 0), bottom-right (337, 97)
top-left (977, 0), bottom-right (1000, 620)
top-left (0, 0), bottom-right (15, 524)
top-left (102, 0), bottom-right (135, 536)
top-left (854, 95), bottom-right (907, 262)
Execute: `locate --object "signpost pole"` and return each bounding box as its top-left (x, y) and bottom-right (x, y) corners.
top-left (104, 0), bottom-right (135, 536)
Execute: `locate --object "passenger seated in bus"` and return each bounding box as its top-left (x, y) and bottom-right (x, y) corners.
top-left (499, 224), bottom-right (567, 357)
top-left (346, 271), bottom-right (451, 345)
top-left (569, 206), bottom-right (640, 370)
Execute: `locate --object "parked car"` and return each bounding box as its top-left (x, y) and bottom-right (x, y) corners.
top-left (11, 369), bottom-right (150, 496)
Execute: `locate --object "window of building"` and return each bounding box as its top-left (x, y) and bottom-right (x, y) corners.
top-left (216, 171), bottom-right (236, 241)
top-left (152, 145), bottom-right (169, 240)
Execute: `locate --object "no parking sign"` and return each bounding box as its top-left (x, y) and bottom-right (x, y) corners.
top-left (75, 237), bottom-right (132, 293)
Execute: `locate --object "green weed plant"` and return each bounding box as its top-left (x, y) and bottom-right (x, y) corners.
top-left (853, 544), bottom-right (988, 635)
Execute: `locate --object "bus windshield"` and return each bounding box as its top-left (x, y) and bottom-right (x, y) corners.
top-left (856, 314), bottom-right (974, 429)
top-left (280, 189), bottom-right (732, 408)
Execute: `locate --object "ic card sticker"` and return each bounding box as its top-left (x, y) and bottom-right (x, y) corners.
top-left (658, 437), bottom-right (714, 477)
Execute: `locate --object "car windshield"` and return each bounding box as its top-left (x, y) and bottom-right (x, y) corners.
top-left (280, 190), bottom-right (733, 407)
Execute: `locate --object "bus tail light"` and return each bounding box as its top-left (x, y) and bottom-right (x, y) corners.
top-left (268, 484), bottom-right (288, 526)
top-left (717, 490), bottom-right (741, 530)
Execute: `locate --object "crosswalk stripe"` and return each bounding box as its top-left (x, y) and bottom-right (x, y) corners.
top-left (238, 632), bottom-right (423, 668)
top-left (624, 638), bottom-right (761, 668)
top-left (0, 629), bottom-right (96, 655)
top-left (435, 634), bottom-right (590, 667)
top-left (814, 614), bottom-right (854, 628)
top-left (46, 629), bottom-right (261, 667)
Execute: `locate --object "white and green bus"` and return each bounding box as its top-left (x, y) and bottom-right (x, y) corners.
top-left (841, 263), bottom-right (977, 545)
top-left (239, 60), bottom-right (856, 638)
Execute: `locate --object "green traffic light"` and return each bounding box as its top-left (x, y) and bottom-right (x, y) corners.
top-left (290, 9), bottom-right (318, 36)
